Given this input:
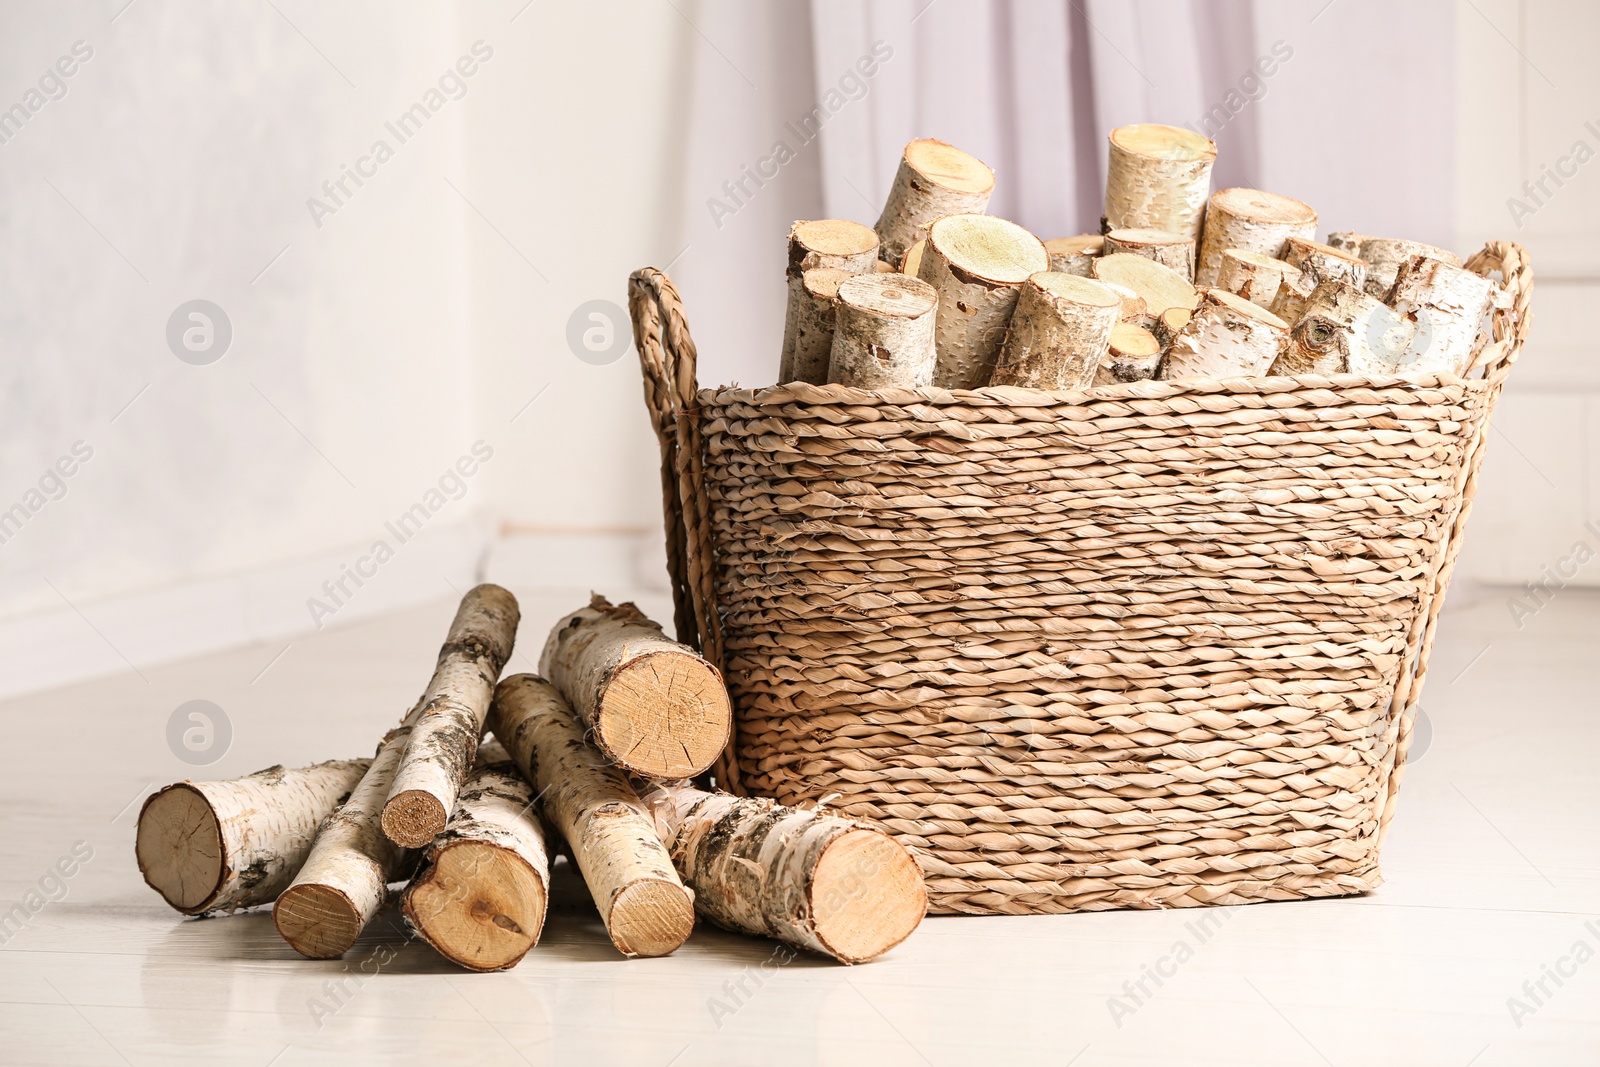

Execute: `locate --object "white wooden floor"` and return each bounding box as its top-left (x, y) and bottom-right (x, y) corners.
top-left (2, 584), bottom-right (1597, 1066)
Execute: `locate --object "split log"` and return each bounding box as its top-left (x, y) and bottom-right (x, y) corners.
top-left (872, 260), bottom-right (896, 274)
top-left (380, 584), bottom-right (521, 849)
top-left (1195, 187), bottom-right (1317, 287)
top-left (1100, 281), bottom-right (1149, 324)
top-left (136, 758), bottom-right (370, 916)
top-left (640, 782), bottom-right (926, 964)
top-left (1282, 235), bottom-right (1367, 291)
top-left (827, 272), bottom-right (939, 389)
top-left (873, 138), bottom-right (995, 267)
top-left (1269, 262), bottom-right (1313, 324)
top-left (989, 272), bottom-right (1122, 390)
top-left (1215, 249), bottom-right (1289, 309)
top-left (274, 703), bottom-right (425, 959)
top-left (1270, 280), bottom-right (1390, 376)
top-left (539, 594), bottom-right (731, 780)
top-left (917, 214), bottom-right (1049, 389)
top-left (1103, 123), bottom-right (1216, 240)
top-left (1102, 228), bottom-right (1196, 281)
top-left (1094, 322), bottom-right (1163, 385)
top-left (786, 267), bottom-right (852, 385)
top-left (1044, 234), bottom-right (1103, 276)
top-left (1357, 236), bottom-right (1463, 298)
top-left (1383, 254), bottom-right (1500, 375)
top-left (401, 739), bottom-right (551, 972)
top-left (779, 220), bottom-right (880, 383)
top-left (899, 238), bottom-right (927, 278)
top-left (490, 674), bottom-right (694, 958)
top-left (1163, 288), bottom-right (1288, 380)
top-left (1091, 253), bottom-right (1198, 317)
top-left (1154, 307), bottom-right (1192, 349)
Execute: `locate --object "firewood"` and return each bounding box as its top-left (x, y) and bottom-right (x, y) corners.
top-left (1325, 231), bottom-right (1370, 256)
top-left (874, 138), bottom-right (995, 267)
top-left (1095, 322), bottom-right (1163, 385)
top-left (490, 674), bottom-right (695, 958)
top-left (786, 267), bottom-right (852, 385)
top-left (380, 584), bottom-right (520, 849)
top-left (1195, 187), bottom-right (1317, 287)
top-left (1100, 281), bottom-right (1149, 324)
top-left (779, 220), bottom-right (880, 383)
top-left (990, 273), bottom-right (1121, 390)
top-left (401, 739), bottom-right (551, 972)
top-left (1102, 227), bottom-right (1196, 281)
top-left (1044, 234), bottom-right (1103, 276)
top-left (1356, 236), bottom-right (1463, 298)
top-left (827, 272), bottom-right (939, 389)
top-left (1163, 288), bottom-right (1288, 380)
top-left (1269, 262), bottom-right (1312, 324)
top-left (1282, 235), bottom-right (1367, 292)
top-left (1383, 254), bottom-right (1500, 375)
top-left (1270, 280), bottom-right (1389, 376)
top-left (898, 238), bottom-right (927, 278)
top-left (274, 703), bottom-right (426, 959)
top-left (1091, 253), bottom-right (1198, 318)
top-left (539, 594), bottom-right (730, 780)
top-left (640, 781), bottom-right (926, 964)
top-left (1215, 248), bottom-right (1289, 309)
top-left (136, 758), bottom-right (370, 916)
top-left (917, 214), bottom-right (1049, 389)
top-left (1103, 123), bottom-right (1216, 240)
top-left (1154, 307), bottom-right (1192, 349)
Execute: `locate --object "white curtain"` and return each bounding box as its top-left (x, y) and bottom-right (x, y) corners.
top-left (673, 0), bottom-right (1456, 387)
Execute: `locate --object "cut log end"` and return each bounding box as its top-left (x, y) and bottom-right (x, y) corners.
top-left (903, 137), bottom-right (995, 195)
top-left (608, 878), bottom-right (695, 958)
top-left (380, 790), bottom-right (448, 850)
top-left (404, 840), bottom-right (547, 972)
top-left (809, 829), bottom-right (927, 964)
top-left (135, 785), bottom-right (224, 914)
top-left (1109, 122), bottom-right (1216, 162)
top-left (274, 883), bottom-right (364, 960)
top-left (788, 219), bottom-right (879, 272)
top-left (928, 214), bottom-right (1049, 285)
top-left (598, 650), bottom-right (732, 779)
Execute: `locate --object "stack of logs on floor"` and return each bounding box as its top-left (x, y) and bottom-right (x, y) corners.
top-left (134, 586), bottom-right (927, 970)
top-left (779, 128), bottom-right (1507, 391)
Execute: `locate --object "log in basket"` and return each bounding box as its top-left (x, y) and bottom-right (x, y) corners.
top-left (628, 242), bottom-right (1532, 916)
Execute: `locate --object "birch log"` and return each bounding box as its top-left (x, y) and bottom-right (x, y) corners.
top-left (786, 267), bottom-right (852, 385)
top-left (137, 758), bottom-right (370, 916)
top-left (1269, 280), bottom-right (1390, 376)
top-left (274, 704), bottom-right (425, 959)
top-left (899, 238), bottom-right (927, 279)
top-left (1154, 307), bottom-right (1192, 349)
top-left (380, 584), bottom-right (521, 849)
top-left (1269, 262), bottom-right (1313, 325)
top-left (1282, 235), bottom-right (1367, 291)
top-left (1215, 249), bottom-right (1289, 309)
top-left (1101, 281), bottom-right (1149, 325)
top-left (1103, 123), bottom-right (1217, 240)
top-left (1357, 236), bottom-right (1462, 298)
top-left (1383, 254), bottom-right (1500, 376)
top-left (826, 272), bottom-right (938, 389)
top-left (1102, 228), bottom-right (1196, 281)
top-left (540, 594), bottom-right (730, 780)
top-left (641, 782), bottom-right (926, 964)
top-left (1195, 187), bottom-right (1317, 287)
top-left (401, 739), bottom-right (551, 972)
top-left (1091, 253), bottom-right (1198, 317)
top-left (1095, 322), bottom-right (1163, 385)
top-left (917, 214), bottom-right (1049, 389)
top-left (989, 272), bottom-right (1121, 390)
top-left (1325, 231), bottom-right (1371, 256)
top-left (490, 674), bottom-right (694, 958)
top-left (1163, 288), bottom-right (1289, 380)
top-left (1044, 234), bottom-right (1103, 276)
top-left (779, 220), bottom-right (880, 383)
top-left (873, 138), bottom-right (995, 266)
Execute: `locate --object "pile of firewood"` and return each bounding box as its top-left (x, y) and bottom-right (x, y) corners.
top-left (135, 586), bottom-right (927, 970)
top-left (780, 127), bottom-right (1507, 391)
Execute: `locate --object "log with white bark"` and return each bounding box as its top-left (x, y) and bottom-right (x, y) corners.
top-left (1103, 123), bottom-right (1217, 240)
top-left (380, 584), bottom-right (521, 849)
top-left (826, 272), bottom-right (939, 389)
top-left (274, 704), bottom-right (425, 959)
top-left (640, 782), bottom-right (926, 964)
top-left (989, 272), bottom-right (1122, 390)
top-left (1282, 235), bottom-right (1367, 292)
top-left (1094, 322), bottom-right (1163, 385)
top-left (1091, 253), bottom-right (1198, 318)
top-left (1163, 288), bottom-right (1289, 381)
top-left (873, 138), bottom-right (995, 267)
top-left (1382, 254), bottom-right (1500, 376)
top-left (916, 214), bottom-right (1049, 389)
top-left (490, 674), bottom-right (695, 958)
top-left (1215, 249), bottom-right (1289, 309)
top-left (1325, 231), bottom-right (1370, 256)
top-left (1101, 281), bottom-right (1149, 325)
top-left (136, 758), bottom-right (370, 916)
top-left (1102, 227), bottom-right (1196, 281)
top-left (779, 220), bottom-right (880, 383)
top-left (401, 739), bottom-right (551, 972)
top-left (1044, 234), bottom-right (1104, 277)
top-left (1269, 280), bottom-right (1390, 376)
top-left (786, 267), bottom-right (852, 385)
top-left (1194, 187), bottom-right (1318, 287)
top-left (1154, 307), bottom-right (1192, 350)
top-left (899, 238), bottom-right (927, 278)
top-left (539, 594), bottom-right (731, 780)
top-left (1356, 236), bottom-right (1464, 299)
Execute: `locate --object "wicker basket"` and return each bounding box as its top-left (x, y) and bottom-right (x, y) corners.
top-left (628, 242), bottom-right (1532, 916)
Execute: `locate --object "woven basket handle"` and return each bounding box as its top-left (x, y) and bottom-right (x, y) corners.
top-left (1464, 240), bottom-right (1533, 385)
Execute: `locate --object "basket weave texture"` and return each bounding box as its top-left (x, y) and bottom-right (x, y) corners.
top-left (629, 243), bottom-right (1532, 916)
